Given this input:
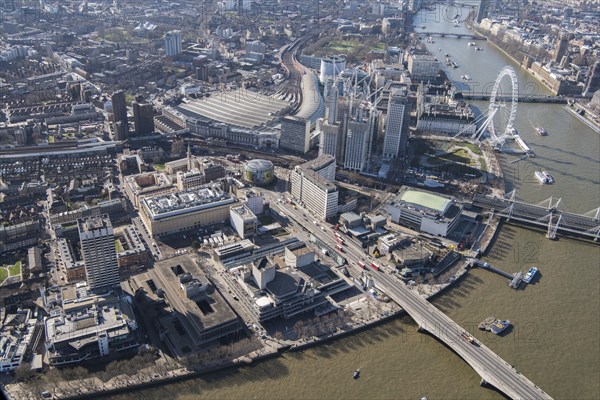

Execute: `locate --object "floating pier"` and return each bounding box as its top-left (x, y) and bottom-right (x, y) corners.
top-left (472, 259), bottom-right (513, 279)
top-left (479, 317), bottom-right (497, 330)
top-left (472, 259), bottom-right (523, 289)
top-left (508, 271), bottom-right (523, 289)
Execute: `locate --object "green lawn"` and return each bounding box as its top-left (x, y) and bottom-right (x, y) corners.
top-left (8, 261), bottom-right (21, 276)
top-left (462, 142), bottom-right (483, 155)
top-left (154, 163), bottom-right (165, 171)
top-left (115, 239), bottom-right (124, 253)
top-left (0, 261), bottom-right (21, 283)
top-left (326, 40), bottom-right (360, 52)
top-left (479, 157), bottom-right (488, 172)
top-left (48, 135), bottom-right (55, 143)
top-left (429, 149), bottom-right (476, 167)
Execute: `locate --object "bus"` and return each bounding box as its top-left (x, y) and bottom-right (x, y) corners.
top-left (358, 261), bottom-right (366, 269)
top-left (371, 262), bottom-right (380, 272)
top-left (336, 237), bottom-right (344, 245)
top-left (336, 244), bottom-right (344, 252)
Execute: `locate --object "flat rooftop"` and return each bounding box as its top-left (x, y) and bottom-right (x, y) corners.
top-left (231, 204), bottom-right (257, 221)
top-left (400, 190), bottom-right (452, 214)
top-left (177, 90), bottom-right (292, 130)
top-left (45, 286), bottom-right (135, 346)
top-left (142, 184), bottom-right (235, 219)
top-left (132, 255), bottom-right (239, 349)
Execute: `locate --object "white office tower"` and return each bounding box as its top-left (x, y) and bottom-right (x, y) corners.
top-left (290, 155), bottom-right (338, 220)
top-left (326, 85), bottom-right (339, 125)
top-left (382, 87), bottom-right (409, 160)
top-left (319, 56), bottom-right (346, 84)
top-left (319, 79), bottom-right (342, 159)
top-left (164, 31), bottom-right (182, 57)
top-left (319, 121), bottom-right (341, 159)
top-left (78, 215), bottom-right (120, 292)
top-left (344, 120), bottom-right (370, 171)
top-left (343, 105), bottom-right (378, 172)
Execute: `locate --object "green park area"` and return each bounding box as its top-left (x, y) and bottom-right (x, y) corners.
top-left (0, 261), bottom-right (22, 284)
top-left (427, 148), bottom-right (477, 167)
top-left (305, 36), bottom-right (388, 64)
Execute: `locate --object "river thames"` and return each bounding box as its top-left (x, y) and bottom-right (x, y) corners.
top-left (110, 4), bottom-right (600, 399)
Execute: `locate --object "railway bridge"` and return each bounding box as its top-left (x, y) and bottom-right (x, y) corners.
top-left (473, 190), bottom-right (600, 241)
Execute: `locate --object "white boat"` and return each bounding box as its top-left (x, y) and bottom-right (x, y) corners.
top-left (535, 171), bottom-right (554, 184)
top-left (542, 170), bottom-right (554, 184)
top-left (468, 42), bottom-right (476, 46)
top-left (514, 135), bottom-right (533, 155)
top-left (461, 75), bottom-right (471, 80)
top-left (522, 267), bottom-right (538, 284)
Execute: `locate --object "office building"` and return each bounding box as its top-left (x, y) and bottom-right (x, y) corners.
top-left (237, 189), bottom-right (264, 215)
top-left (407, 54), bottom-right (439, 82)
top-left (318, 120), bottom-right (342, 159)
top-left (176, 169), bottom-right (205, 190)
top-left (132, 100), bottom-right (155, 136)
top-left (344, 115), bottom-right (375, 172)
top-left (164, 31), bottom-right (182, 57)
top-left (123, 172), bottom-right (175, 209)
top-left (202, 162), bottom-right (226, 183)
top-left (291, 155), bottom-right (338, 220)
top-left (78, 215), bottom-right (120, 292)
top-left (230, 204), bottom-right (258, 239)
top-left (140, 183), bottom-right (237, 236)
top-left (43, 285), bottom-right (139, 366)
top-left (111, 91), bottom-right (129, 140)
top-left (0, 309), bottom-right (36, 372)
top-left (382, 87), bottom-right (409, 160)
top-left (280, 116), bottom-right (311, 154)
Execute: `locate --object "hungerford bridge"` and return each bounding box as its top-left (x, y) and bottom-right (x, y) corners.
top-left (473, 190), bottom-right (600, 241)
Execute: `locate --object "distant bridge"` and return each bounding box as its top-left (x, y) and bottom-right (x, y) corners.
top-left (460, 93), bottom-right (567, 104)
top-left (473, 190), bottom-right (600, 241)
top-left (419, 31), bottom-right (486, 39)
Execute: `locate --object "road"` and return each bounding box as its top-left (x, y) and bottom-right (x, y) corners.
top-left (270, 194), bottom-right (552, 400)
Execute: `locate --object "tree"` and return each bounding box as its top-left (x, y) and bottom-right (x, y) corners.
top-left (294, 320), bottom-right (305, 338)
top-left (191, 241), bottom-right (201, 250)
top-left (14, 363), bottom-right (36, 383)
top-left (171, 140), bottom-right (185, 156)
